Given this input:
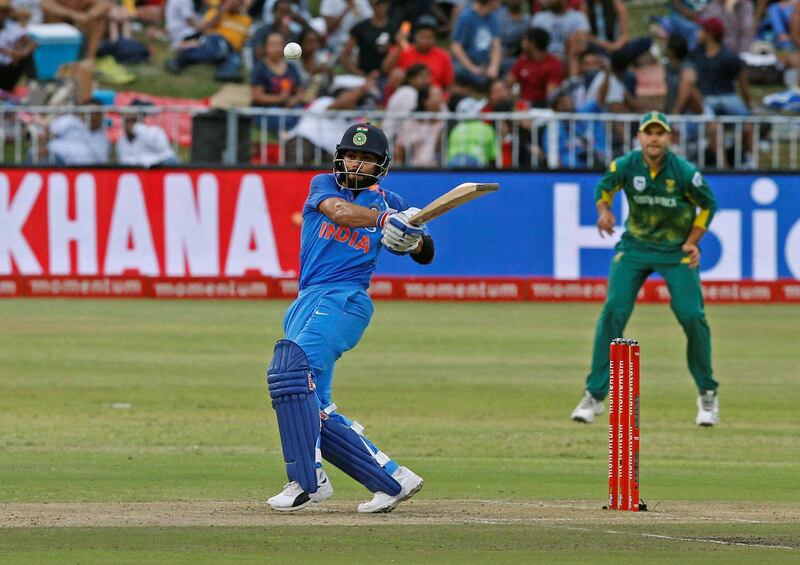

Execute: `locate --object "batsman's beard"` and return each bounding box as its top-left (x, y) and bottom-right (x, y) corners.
top-left (345, 172), bottom-right (373, 189)
top-left (334, 158), bottom-right (381, 190)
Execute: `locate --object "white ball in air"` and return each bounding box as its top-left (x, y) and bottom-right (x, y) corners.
top-left (284, 42), bottom-right (302, 60)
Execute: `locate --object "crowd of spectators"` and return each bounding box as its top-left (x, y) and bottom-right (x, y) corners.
top-left (2, 0), bottom-right (800, 167)
top-left (35, 98), bottom-right (180, 165)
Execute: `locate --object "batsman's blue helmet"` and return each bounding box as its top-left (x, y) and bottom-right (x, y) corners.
top-left (334, 123), bottom-right (391, 190)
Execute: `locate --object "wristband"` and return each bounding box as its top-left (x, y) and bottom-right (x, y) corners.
top-left (411, 235), bottom-right (435, 265)
top-left (376, 208), bottom-right (396, 228)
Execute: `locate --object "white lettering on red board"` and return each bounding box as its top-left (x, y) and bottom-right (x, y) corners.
top-left (104, 174), bottom-right (159, 275)
top-left (224, 174), bottom-right (289, 277)
top-left (0, 171), bottom-right (291, 277)
top-left (0, 172), bottom-right (42, 274)
top-left (164, 173), bottom-right (219, 276)
top-left (48, 173), bottom-right (98, 275)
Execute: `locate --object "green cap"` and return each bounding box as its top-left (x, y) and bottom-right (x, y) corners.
top-left (638, 111), bottom-right (671, 132)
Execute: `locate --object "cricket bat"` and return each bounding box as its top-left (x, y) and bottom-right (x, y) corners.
top-left (409, 183), bottom-right (500, 225)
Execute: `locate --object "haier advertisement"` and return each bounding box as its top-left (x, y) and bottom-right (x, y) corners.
top-left (376, 171), bottom-right (800, 281)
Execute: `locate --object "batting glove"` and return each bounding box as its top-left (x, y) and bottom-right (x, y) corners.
top-left (381, 207), bottom-right (424, 255)
top-left (375, 208), bottom-right (397, 228)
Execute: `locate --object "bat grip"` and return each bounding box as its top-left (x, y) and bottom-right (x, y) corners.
top-left (409, 215), bottom-right (423, 226)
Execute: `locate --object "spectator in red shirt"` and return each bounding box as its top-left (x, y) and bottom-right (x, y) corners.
top-left (382, 14), bottom-right (454, 91)
top-left (507, 27), bottom-right (565, 107)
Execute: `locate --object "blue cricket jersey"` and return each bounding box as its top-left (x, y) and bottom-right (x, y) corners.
top-left (298, 174), bottom-right (412, 290)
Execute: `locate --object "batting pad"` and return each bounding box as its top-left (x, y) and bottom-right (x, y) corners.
top-left (321, 412), bottom-right (402, 495)
top-left (267, 339), bottom-right (320, 494)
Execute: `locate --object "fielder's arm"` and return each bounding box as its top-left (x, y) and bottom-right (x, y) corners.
top-left (682, 226), bottom-right (706, 268)
top-left (596, 199), bottom-right (616, 237)
top-left (683, 225), bottom-right (707, 247)
top-left (682, 169), bottom-right (716, 268)
top-left (595, 158), bottom-right (625, 237)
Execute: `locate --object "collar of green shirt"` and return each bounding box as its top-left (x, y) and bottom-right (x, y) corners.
top-left (639, 149), bottom-right (673, 179)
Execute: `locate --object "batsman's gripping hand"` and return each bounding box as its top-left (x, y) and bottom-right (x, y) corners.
top-left (381, 207), bottom-right (424, 255)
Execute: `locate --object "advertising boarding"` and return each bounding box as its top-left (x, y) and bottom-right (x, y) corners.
top-left (1, 169), bottom-right (798, 301)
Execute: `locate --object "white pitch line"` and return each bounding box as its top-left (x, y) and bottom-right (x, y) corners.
top-left (459, 519), bottom-right (795, 550)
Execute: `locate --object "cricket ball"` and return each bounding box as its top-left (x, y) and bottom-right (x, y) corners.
top-left (284, 42), bottom-right (302, 61)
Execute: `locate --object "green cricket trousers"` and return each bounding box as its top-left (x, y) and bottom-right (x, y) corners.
top-left (584, 249), bottom-right (718, 400)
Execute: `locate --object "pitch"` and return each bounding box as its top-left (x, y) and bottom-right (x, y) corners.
top-left (1, 299), bottom-right (798, 562)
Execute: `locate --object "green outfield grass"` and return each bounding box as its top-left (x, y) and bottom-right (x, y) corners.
top-left (1, 299), bottom-right (799, 562)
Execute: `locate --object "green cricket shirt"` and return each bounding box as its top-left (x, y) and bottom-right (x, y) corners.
top-left (595, 149), bottom-right (717, 253)
top-left (447, 121), bottom-right (497, 166)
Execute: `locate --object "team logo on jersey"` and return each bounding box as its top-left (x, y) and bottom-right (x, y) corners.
top-left (633, 176), bottom-right (646, 191)
top-left (692, 172), bottom-right (703, 187)
top-left (666, 179), bottom-right (676, 192)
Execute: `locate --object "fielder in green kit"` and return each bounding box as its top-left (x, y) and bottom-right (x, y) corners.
top-left (570, 111), bottom-right (721, 427)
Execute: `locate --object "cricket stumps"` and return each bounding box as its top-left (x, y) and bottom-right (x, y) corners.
top-left (607, 338), bottom-right (645, 512)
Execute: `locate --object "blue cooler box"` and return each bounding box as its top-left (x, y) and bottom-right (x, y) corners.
top-left (27, 24), bottom-right (82, 80)
top-left (91, 89), bottom-right (116, 105)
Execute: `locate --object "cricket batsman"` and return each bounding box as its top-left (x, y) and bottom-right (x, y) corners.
top-left (570, 111), bottom-right (721, 427)
top-left (265, 123), bottom-right (432, 512)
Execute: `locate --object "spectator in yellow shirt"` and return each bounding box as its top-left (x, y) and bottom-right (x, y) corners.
top-left (165, 0), bottom-right (251, 82)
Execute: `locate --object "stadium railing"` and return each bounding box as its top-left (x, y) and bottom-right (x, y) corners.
top-left (3, 105), bottom-right (799, 171)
